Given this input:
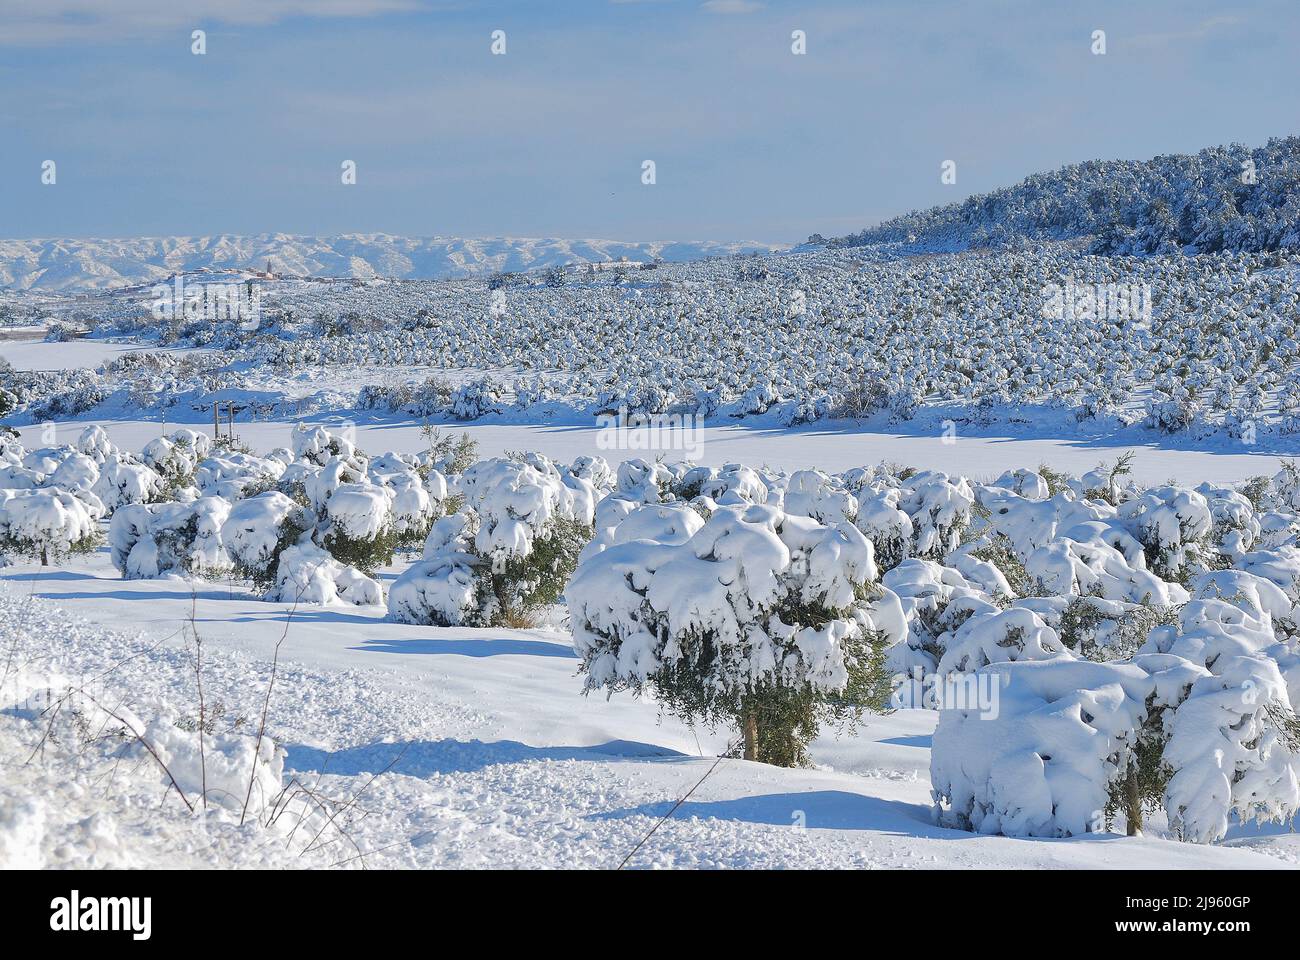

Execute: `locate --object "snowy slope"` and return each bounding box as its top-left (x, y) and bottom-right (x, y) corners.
top-left (3, 562), bottom-right (1296, 869)
top-left (0, 235), bottom-right (787, 292)
top-left (820, 136), bottom-right (1300, 255)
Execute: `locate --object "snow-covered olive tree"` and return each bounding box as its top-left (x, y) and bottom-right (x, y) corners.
top-left (568, 502), bottom-right (894, 766)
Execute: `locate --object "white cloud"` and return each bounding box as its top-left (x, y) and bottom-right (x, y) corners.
top-left (702, 0), bottom-right (763, 14)
top-left (0, 0), bottom-right (424, 45)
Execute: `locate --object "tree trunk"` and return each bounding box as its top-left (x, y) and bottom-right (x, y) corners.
top-left (742, 709), bottom-right (758, 762)
top-left (1125, 768), bottom-right (1141, 836)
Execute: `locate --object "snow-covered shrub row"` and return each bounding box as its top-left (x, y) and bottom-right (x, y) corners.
top-left (95, 428), bottom-right (589, 617)
top-left (195, 423), bottom-right (459, 604)
top-left (1, 423), bottom-right (456, 605)
top-left (0, 350), bottom-right (236, 424)
top-left (561, 454), bottom-right (1300, 833)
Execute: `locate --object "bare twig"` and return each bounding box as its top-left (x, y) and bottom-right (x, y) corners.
top-left (300, 742), bottom-right (409, 857)
top-left (326, 830), bottom-right (438, 869)
top-left (24, 694), bottom-right (65, 765)
top-left (239, 591), bottom-right (303, 826)
top-left (61, 684), bottom-right (195, 813)
top-left (187, 592), bottom-right (208, 811)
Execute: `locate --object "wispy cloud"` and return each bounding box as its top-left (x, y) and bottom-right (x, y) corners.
top-left (1129, 15), bottom-right (1243, 49)
top-left (0, 0), bottom-right (424, 45)
top-left (702, 0), bottom-right (763, 14)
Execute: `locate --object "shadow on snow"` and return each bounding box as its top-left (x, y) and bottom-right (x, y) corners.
top-left (349, 635), bottom-right (576, 658)
top-left (285, 737), bottom-right (684, 777)
top-left (591, 789), bottom-right (936, 834)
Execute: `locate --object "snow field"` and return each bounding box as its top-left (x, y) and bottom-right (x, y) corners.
top-left (3, 420), bottom-right (1300, 866)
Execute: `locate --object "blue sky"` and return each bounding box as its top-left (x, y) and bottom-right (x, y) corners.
top-left (1, 0), bottom-right (1296, 242)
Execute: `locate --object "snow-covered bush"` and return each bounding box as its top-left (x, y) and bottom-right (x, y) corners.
top-left (933, 590), bottom-right (1300, 842)
top-left (47, 452), bottom-right (99, 493)
top-left (291, 422), bottom-right (356, 467)
top-left (581, 501), bottom-right (706, 563)
top-left (388, 456), bottom-right (591, 627)
top-left (384, 471), bottom-right (440, 548)
top-left (1159, 653), bottom-right (1299, 842)
top-left (140, 430), bottom-right (209, 498)
top-left (1145, 386), bottom-right (1203, 434)
top-left (1119, 486), bottom-right (1214, 584)
top-left (272, 542), bottom-right (382, 606)
top-left (449, 378), bottom-right (504, 420)
top-left (93, 457), bottom-right (163, 513)
top-left (934, 606), bottom-right (1068, 676)
top-left (109, 497), bottom-right (232, 579)
top-left (853, 487), bottom-right (913, 572)
top-left (386, 514), bottom-right (481, 626)
top-left (931, 657), bottom-right (1179, 838)
top-left (320, 482), bottom-right (396, 575)
top-left (220, 491), bottom-right (311, 590)
top-left (1056, 594), bottom-right (1173, 661)
top-left (194, 450), bottom-right (286, 500)
top-left (75, 424), bottom-right (117, 464)
top-left (569, 502), bottom-right (894, 766)
top-left (898, 472), bottom-right (975, 559)
top-left (0, 489), bottom-right (100, 565)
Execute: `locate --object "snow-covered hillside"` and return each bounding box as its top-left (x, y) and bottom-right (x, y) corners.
top-left (0, 234), bottom-right (786, 293)
top-left (5, 243), bottom-right (1299, 451)
top-left (820, 136), bottom-right (1300, 256)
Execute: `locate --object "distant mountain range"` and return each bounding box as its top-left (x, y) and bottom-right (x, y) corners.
top-left (0, 234), bottom-right (787, 293)
top-left (816, 136), bottom-right (1300, 256)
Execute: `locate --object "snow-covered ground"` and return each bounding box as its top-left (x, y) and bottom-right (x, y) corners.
top-left (4, 556), bottom-right (1294, 869)
top-left (5, 260), bottom-right (1300, 871)
top-left (1, 334), bottom-right (164, 372)
top-left (12, 416), bottom-right (1292, 488)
